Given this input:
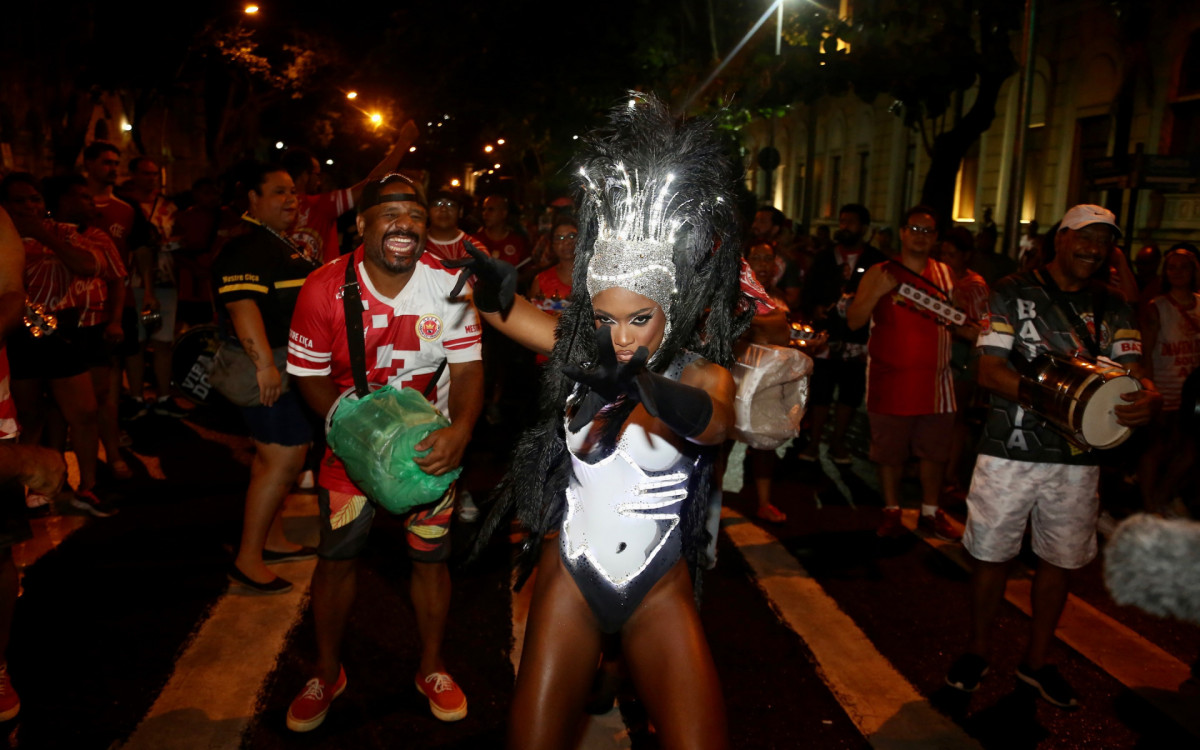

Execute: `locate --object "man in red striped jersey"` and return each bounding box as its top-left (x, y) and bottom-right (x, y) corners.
top-left (284, 174), bottom-right (483, 731)
top-left (848, 205), bottom-right (962, 541)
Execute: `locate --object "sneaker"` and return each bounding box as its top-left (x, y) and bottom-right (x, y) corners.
top-left (25, 491), bottom-right (51, 510)
top-left (0, 663), bottom-right (19, 722)
top-left (918, 509), bottom-right (962, 542)
top-left (153, 397), bottom-right (189, 418)
top-left (456, 490), bottom-right (479, 523)
top-left (876, 507), bottom-right (906, 539)
top-left (286, 666), bottom-right (347, 732)
top-left (1016, 663), bottom-right (1080, 709)
top-left (415, 671), bottom-right (467, 722)
top-left (69, 489), bottom-right (118, 518)
top-left (945, 653), bottom-right (990, 692)
top-left (756, 504), bottom-right (787, 524)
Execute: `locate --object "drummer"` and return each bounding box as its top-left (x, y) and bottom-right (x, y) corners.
top-left (944, 204), bottom-right (1161, 709)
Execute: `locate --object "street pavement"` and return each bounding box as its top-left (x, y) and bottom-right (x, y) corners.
top-left (5, 400), bottom-right (1199, 749)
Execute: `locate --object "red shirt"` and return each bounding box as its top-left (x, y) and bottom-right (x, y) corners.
top-left (291, 189), bottom-right (353, 264)
top-left (865, 259), bottom-right (956, 415)
top-left (286, 247), bottom-right (482, 494)
top-left (532, 266), bottom-right (572, 301)
top-left (425, 231), bottom-right (488, 263)
top-left (22, 221), bottom-right (108, 313)
top-left (69, 227), bottom-right (126, 327)
top-left (483, 229), bottom-right (530, 267)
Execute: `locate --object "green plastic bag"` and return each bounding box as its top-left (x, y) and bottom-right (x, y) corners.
top-left (326, 385), bottom-right (461, 514)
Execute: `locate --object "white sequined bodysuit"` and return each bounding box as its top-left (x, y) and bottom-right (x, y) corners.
top-left (560, 353), bottom-right (700, 632)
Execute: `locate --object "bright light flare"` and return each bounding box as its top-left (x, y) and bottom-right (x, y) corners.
top-left (346, 91), bottom-right (358, 100)
top-left (275, 141), bottom-right (284, 149)
top-left (325, 159), bottom-right (334, 165)
top-left (483, 145), bottom-right (494, 153)
top-left (369, 113), bottom-right (383, 126)
top-left (120, 121), bottom-right (132, 132)
top-left (493, 163), bottom-right (501, 169)
top-left (450, 179), bottom-right (461, 187)
top-left (409, 146), bottom-right (417, 153)
top-left (496, 138), bottom-right (506, 145)
top-left (244, 5), bottom-right (259, 15)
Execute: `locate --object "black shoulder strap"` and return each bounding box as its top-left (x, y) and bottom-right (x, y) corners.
top-left (1034, 268), bottom-right (1106, 358)
top-left (342, 256), bottom-right (370, 398)
top-left (341, 254), bottom-right (447, 400)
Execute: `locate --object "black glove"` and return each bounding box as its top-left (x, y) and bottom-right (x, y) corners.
top-left (633, 370), bottom-right (714, 439)
top-left (564, 326), bottom-right (714, 438)
top-left (444, 240), bottom-right (517, 314)
top-left (563, 326), bottom-right (648, 432)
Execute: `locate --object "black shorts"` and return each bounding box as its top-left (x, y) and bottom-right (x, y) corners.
top-left (6, 313), bottom-right (87, 381)
top-left (240, 389), bottom-right (314, 446)
top-left (74, 324), bottom-right (114, 368)
top-left (809, 357), bottom-right (867, 408)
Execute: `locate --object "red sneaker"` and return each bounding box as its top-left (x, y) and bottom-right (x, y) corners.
top-left (286, 666), bottom-right (346, 732)
top-left (876, 507), bottom-right (906, 539)
top-left (415, 671), bottom-right (467, 722)
top-left (918, 509), bottom-right (963, 542)
top-left (0, 663), bottom-right (19, 722)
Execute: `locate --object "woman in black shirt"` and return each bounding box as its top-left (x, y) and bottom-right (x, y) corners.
top-left (213, 163), bottom-right (320, 594)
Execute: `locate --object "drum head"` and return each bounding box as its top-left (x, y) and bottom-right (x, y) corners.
top-left (1081, 376), bottom-right (1139, 448)
top-left (171, 325), bottom-right (221, 404)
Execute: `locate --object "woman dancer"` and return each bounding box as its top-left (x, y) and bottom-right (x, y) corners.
top-left (459, 94), bottom-right (752, 750)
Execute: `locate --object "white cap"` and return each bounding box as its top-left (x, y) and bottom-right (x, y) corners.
top-left (1061, 204), bottom-right (1123, 238)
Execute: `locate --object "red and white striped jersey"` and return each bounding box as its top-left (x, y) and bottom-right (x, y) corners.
top-left (425, 231), bottom-right (488, 263)
top-left (287, 245), bottom-right (482, 494)
top-left (865, 258), bottom-right (956, 415)
top-left (22, 221), bottom-right (108, 313)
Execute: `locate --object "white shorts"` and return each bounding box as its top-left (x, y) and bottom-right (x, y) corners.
top-left (962, 454), bottom-right (1100, 570)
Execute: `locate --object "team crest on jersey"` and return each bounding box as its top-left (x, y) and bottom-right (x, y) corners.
top-left (416, 314), bottom-right (443, 341)
top-left (979, 312), bottom-right (991, 334)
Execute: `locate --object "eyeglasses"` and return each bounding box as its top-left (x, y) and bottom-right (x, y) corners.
top-left (905, 225), bottom-right (938, 236)
top-left (432, 199), bottom-right (457, 209)
top-left (553, 233), bottom-right (578, 241)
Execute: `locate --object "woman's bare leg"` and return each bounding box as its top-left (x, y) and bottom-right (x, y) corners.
top-left (508, 542), bottom-right (604, 750)
top-left (622, 561), bottom-right (728, 750)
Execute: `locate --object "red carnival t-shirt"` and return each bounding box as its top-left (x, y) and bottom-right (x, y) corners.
top-left (286, 246), bottom-right (482, 494)
top-left (865, 258), bottom-right (956, 415)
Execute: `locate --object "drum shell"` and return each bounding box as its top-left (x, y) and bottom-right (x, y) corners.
top-left (1021, 353), bottom-right (1139, 449)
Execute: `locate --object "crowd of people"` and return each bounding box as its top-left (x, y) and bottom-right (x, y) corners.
top-left (0, 91), bottom-right (1197, 744)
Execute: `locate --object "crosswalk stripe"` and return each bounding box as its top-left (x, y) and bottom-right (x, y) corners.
top-left (721, 506), bottom-right (983, 748)
top-left (120, 497), bottom-right (319, 749)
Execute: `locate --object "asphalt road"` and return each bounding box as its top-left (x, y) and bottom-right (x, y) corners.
top-left (5, 398), bottom-right (1199, 749)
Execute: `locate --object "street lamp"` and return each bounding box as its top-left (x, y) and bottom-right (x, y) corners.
top-left (496, 139), bottom-right (505, 145)
top-left (325, 159), bottom-right (334, 165)
top-left (493, 163), bottom-right (501, 169)
top-left (484, 145), bottom-right (494, 153)
top-left (450, 179), bottom-right (461, 187)
top-left (346, 91), bottom-right (358, 100)
top-left (369, 113), bottom-right (383, 127)
top-left (244, 4), bottom-right (259, 14)
top-left (409, 146), bottom-right (417, 153)
top-left (275, 141), bottom-right (284, 149)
